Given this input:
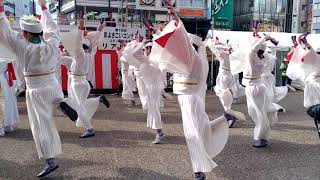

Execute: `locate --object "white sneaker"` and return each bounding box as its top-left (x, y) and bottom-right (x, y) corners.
top-left (0, 128), bottom-right (5, 137)
top-left (287, 84), bottom-right (296, 92)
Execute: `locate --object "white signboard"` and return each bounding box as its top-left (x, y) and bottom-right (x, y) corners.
top-left (99, 27), bottom-right (146, 50)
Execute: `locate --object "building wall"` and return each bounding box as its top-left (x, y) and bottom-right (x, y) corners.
top-left (291, 0), bottom-right (309, 33)
top-left (234, 0), bottom-right (293, 32)
top-left (313, 0), bottom-right (320, 33)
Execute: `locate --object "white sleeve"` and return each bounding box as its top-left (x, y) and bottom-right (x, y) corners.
top-left (59, 55), bottom-right (74, 70)
top-left (86, 31), bottom-right (102, 55)
top-left (41, 9), bottom-right (60, 48)
top-left (0, 12), bottom-right (26, 57)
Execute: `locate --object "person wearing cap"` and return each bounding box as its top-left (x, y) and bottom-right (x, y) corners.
top-left (0, 60), bottom-right (20, 136)
top-left (60, 18), bottom-right (110, 138)
top-left (150, 7), bottom-right (229, 180)
top-left (0, 0), bottom-right (80, 177)
top-left (280, 59), bottom-right (296, 91)
top-left (243, 35), bottom-right (279, 148)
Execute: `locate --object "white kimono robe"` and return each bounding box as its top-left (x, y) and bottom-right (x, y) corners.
top-left (150, 20), bottom-right (229, 173)
top-left (119, 56), bottom-right (136, 101)
top-left (243, 37), bottom-right (278, 141)
top-left (0, 61), bottom-right (20, 128)
top-left (140, 57), bottom-right (164, 130)
top-left (0, 10), bottom-right (64, 159)
top-left (61, 30), bottom-right (102, 130)
top-left (212, 43), bottom-right (246, 121)
top-left (261, 53), bottom-right (288, 111)
top-left (122, 41), bottom-right (148, 110)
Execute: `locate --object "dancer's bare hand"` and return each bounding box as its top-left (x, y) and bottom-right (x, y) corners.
top-left (0, 0), bottom-right (3, 6)
top-left (79, 18), bottom-right (85, 30)
top-left (97, 23), bottom-right (104, 32)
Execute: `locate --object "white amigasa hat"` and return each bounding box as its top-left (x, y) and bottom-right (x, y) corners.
top-left (20, 15), bottom-right (43, 33)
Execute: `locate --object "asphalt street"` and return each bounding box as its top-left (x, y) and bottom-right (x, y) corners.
top-left (0, 91), bottom-right (319, 180)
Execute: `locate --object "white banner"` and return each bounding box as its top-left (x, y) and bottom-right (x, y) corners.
top-left (99, 27), bottom-right (146, 50)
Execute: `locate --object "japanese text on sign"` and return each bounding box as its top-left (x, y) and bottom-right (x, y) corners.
top-left (99, 27), bottom-right (146, 50)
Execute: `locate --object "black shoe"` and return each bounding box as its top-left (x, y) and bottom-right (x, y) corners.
top-left (100, 95), bottom-right (110, 108)
top-left (80, 129), bottom-right (96, 138)
top-left (228, 118), bottom-right (237, 128)
top-left (59, 102), bottom-right (78, 122)
top-left (131, 100), bottom-right (136, 106)
top-left (253, 139), bottom-right (268, 148)
top-left (194, 172), bottom-right (206, 180)
top-left (225, 113), bottom-right (237, 128)
top-left (37, 162), bottom-right (59, 178)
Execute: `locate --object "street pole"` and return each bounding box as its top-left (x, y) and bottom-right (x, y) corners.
top-left (210, 0), bottom-right (215, 90)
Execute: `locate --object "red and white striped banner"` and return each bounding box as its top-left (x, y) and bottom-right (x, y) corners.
top-left (60, 49), bottom-right (119, 90)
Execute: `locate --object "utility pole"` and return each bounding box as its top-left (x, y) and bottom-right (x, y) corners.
top-left (210, 0), bottom-right (215, 90)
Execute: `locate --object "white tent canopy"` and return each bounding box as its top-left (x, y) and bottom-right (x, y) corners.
top-left (206, 30), bottom-right (320, 51)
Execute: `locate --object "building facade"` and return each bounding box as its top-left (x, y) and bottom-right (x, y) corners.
top-left (52, 0), bottom-right (209, 37)
top-left (233, 0), bottom-right (294, 32)
top-left (291, 0), bottom-right (311, 33)
top-left (3, 0), bottom-right (34, 18)
top-left (312, 0), bottom-right (320, 33)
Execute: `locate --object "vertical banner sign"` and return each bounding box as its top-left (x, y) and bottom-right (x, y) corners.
top-left (207, 0), bottom-right (212, 19)
top-left (212, 0), bottom-right (233, 30)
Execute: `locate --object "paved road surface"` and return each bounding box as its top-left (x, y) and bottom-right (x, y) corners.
top-left (0, 92), bottom-right (319, 180)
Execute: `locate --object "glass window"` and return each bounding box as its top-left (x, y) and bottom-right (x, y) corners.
top-left (193, 0), bottom-right (205, 8)
top-left (179, 0), bottom-right (192, 7)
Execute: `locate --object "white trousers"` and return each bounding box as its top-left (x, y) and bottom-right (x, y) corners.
top-left (262, 73), bottom-right (288, 104)
top-left (0, 75), bottom-right (20, 127)
top-left (121, 70), bottom-right (135, 101)
top-left (64, 75), bottom-right (100, 130)
top-left (245, 79), bottom-right (278, 140)
top-left (304, 75), bottom-right (320, 108)
top-left (25, 74), bottom-right (64, 159)
top-left (136, 77), bottom-right (148, 111)
top-left (178, 94), bottom-right (229, 173)
top-left (146, 84), bottom-right (163, 129)
top-left (214, 69), bottom-right (246, 120)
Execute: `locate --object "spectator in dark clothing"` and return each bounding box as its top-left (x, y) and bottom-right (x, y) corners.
top-left (105, 12), bottom-right (116, 27)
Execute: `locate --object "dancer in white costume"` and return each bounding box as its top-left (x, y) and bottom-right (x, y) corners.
top-left (123, 39), bottom-right (148, 111)
top-left (0, 60), bottom-right (20, 136)
top-left (135, 63), bottom-right (148, 110)
top-left (117, 45), bottom-right (136, 106)
top-left (208, 40), bottom-right (246, 128)
top-left (287, 34), bottom-right (320, 137)
top-left (261, 48), bottom-right (288, 109)
top-left (61, 19), bottom-right (110, 138)
top-left (243, 35), bottom-right (279, 148)
top-left (0, 0), bottom-right (79, 177)
top-left (150, 7), bottom-right (228, 180)
top-left (142, 42), bottom-right (166, 144)
top-left (0, 85), bottom-right (3, 136)
top-left (123, 39), bottom-right (166, 144)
